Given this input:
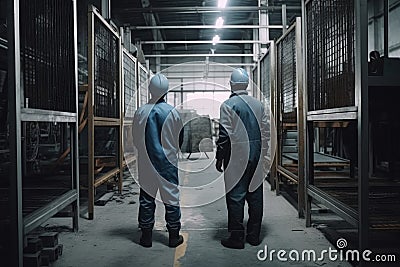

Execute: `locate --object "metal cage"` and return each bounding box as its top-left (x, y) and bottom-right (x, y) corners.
top-left (138, 62), bottom-right (149, 106)
top-left (306, 0), bottom-right (355, 111)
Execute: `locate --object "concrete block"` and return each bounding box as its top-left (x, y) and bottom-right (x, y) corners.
top-left (24, 238), bottom-right (43, 253)
top-left (23, 251), bottom-right (42, 267)
top-left (42, 246), bottom-right (58, 262)
top-left (39, 232), bottom-right (58, 248)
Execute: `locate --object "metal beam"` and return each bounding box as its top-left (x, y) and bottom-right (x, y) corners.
top-left (114, 6), bottom-right (302, 14)
top-left (142, 40), bottom-right (263, 44)
top-left (145, 53), bottom-right (255, 58)
top-left (141, 0), bottom-right (165, 50)
top-left (159, 63), bottom-right (256, 67)
top-left (131, 25), bottom-right (284, 30)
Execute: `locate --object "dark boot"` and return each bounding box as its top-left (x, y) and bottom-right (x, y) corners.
top-left (221, 231), bottom-right (245, 249)
top-left (139, 228), bottom-right (152, 248)
top-left (168, 228), bottom-right (184, 248)
top-left (246, 234), bottom-right (261, 246)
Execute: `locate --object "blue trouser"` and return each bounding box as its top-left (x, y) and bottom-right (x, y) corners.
top-left (225, 162), bottom-right (263, 237)
top-left (138, 188), bottom-right (181, 230)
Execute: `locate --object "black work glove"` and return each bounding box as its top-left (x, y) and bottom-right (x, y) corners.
top-left (215, 159), bottom-right (223, 172)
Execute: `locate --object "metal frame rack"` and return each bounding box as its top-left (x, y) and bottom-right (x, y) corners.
top-left (5, 0), bottom-right (79, 265)
top-left (303, 0), bottom-right (400, 254)
top-left (303, 0), bottom-right (361, 246)
top-left (79, 6), bottom-right (123, 220)
top-left (273, 17), bottom-right (306, 217)
top-left (138, 62), bottom-right (149, 106)
top-left (122, 48), bottom-right (138, 167)
top-left (258, 42), bottom-right (277, 190)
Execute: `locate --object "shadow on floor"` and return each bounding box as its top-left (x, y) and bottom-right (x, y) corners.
top-left (107, 227), bottom-right (169, 246)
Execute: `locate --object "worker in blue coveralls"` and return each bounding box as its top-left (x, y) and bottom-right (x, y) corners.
top-left (133, 73), bottom-right (184, 248)
top-left (216, 68), bottom-right (270, 249)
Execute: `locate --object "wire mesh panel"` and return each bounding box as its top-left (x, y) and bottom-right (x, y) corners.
top-left (139, 64), bottom-right (148, 106)
top-left (260, 53), bottom-right (271, 104)
top-left (93, 16), bottom-right (120, 118)
top-left (277, 29), bottom-right (297, 121)
top-left (306, 0), bottom-right (355, 111)
top-left (19, 0), bottom-right (75, 112)
top-left (123, 51), bottom-right (137, 118)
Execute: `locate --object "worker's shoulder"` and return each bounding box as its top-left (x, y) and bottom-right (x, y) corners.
top-left (225, 94), bottom-right (262, 107)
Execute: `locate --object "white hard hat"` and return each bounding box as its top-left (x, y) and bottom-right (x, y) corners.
top-left (230, 68), bottom-right (249, 90)
top-left (149, 73), bottom-right (169, 97)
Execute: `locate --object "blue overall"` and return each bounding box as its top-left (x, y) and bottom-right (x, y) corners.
top-left (216, 90), bottom-right (269, 237)
top-left (133, 98), bottom-right (183, 230)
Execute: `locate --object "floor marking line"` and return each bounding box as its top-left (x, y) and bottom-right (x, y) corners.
top-left (173, 232), bottom-right (189, 267)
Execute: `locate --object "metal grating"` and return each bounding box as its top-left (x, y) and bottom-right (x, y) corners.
top-left (20, 0), bottom-right (75, 112)
top-left (123, 52), bottom-right (137, 118)
top-left (261, 52), bottom-right (271, 104)
top-left (306, 0), bottom-right (355, 111)
top-left (139, 66), bottom-right (148, 106)
top-left (94, 16), bottom-right (119, 118)
top-left (278, 29), bottom-right (297, 118)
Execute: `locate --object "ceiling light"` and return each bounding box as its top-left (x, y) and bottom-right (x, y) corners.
top-left (215, 17), bottom-right (224, 28)
top-left (218, 0), bottom-right (228, 8)
top-left (212, 35), bottom-right (220, 45)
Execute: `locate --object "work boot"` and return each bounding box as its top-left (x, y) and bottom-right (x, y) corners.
top-left (139, 228), bottom-right (152, 248)
top-left (168, 228), bottom-right (184, 248)
top-left (246, 234), bottom-right (261, 246)
top-left (221, 231), bottom-right (245, 249)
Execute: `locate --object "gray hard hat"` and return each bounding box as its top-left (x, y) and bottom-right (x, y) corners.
top-left (230, 68), bottom-right (249, 91)
top-left (149, 73), bottom-right (169, 97)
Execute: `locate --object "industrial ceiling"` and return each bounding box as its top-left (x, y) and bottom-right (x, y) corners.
top-left (111, 0), bottom-right (302, 68)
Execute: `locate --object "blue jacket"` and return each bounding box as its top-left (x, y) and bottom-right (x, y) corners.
top-left (216, 90), bottom-right (269, 192)
top-left (133, 99), bottom-right (183, 203)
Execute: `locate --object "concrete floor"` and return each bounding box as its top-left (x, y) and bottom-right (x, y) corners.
top-left (48, 154), bottom-right (351, 267)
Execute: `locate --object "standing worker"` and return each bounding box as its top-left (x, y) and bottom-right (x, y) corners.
top-left (216, 68), bottom-right (269, 249)
top-left (133, 73), bottom-right (184, 248)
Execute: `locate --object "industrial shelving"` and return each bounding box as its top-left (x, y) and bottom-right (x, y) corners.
top-left (273, 17), bottom-right (306, 217)
top-left (302, 0), bottom-right (400, 255)
top-left (3, 0), bottom-right (79, 265)
top-left (122, 48), bottom-right (138, 168)
top-left (78, 6), bottom-right (123, 220)
top-left (138, 62), bottom-right (149, 106)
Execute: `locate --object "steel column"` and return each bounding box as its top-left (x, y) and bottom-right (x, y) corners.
top-left (72, 0), bottom-right (80, 232)
top-left (270, 41), bottom-right (277, 191)
top-left (384, 0), bottom-right (389, 57)
top-left (8, 0), bottom-right (23, 265)
top-left (295, 17), bottom-right (305, 218)
top-left (87, 6), bottom-right (95, 220)
top-left (355, 0), bottom-right (370, 254)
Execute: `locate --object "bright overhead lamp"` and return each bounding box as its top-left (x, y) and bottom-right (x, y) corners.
top-left (218, 0), bottom-right (228, 8)
top-left (212, 35), bottom-right (220, 45)
top-left (215, 17), bottom-right (224, 28)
